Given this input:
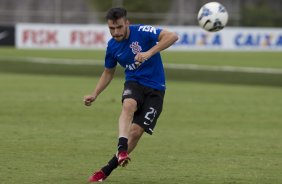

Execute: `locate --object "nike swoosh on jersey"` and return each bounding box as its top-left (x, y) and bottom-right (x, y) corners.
top-left (117, 53), bottom-right (123, 57)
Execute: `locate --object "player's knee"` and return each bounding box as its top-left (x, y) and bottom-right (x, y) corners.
top-left (122, 99), bottom-right (137, 114)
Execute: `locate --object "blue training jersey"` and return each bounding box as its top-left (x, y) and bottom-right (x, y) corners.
top-left (105, 24), bottom-right (166, 91)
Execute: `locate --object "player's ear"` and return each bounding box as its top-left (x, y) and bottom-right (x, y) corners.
top-left (125, 19), bottom-right (130, 25)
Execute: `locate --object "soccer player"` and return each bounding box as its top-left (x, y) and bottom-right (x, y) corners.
top-left (84, 7), bottom-right (178, 182)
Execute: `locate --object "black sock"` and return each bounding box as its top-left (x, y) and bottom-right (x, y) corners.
top-left (101, 155), bottom-right (118, 176)
top-left (117, 137), bottom-right (128, 152)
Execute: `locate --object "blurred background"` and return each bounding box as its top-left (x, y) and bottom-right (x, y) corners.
top-left (1, 1), bottom-right (282, 184)
top-left (0, 0), bottom-right (281, 81)
top-left (0, 0), bottom-right (281, 27)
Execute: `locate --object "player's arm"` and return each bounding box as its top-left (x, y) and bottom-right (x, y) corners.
top-left (134, 29), bottom-right (178, 62)
top-left (84, 67), bottom-right (116, 106)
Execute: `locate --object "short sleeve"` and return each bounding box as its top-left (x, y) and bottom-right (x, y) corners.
top-left (139, 25), bottom-right (162, 43)
top-left (104, 47), bottom-right (117, 69)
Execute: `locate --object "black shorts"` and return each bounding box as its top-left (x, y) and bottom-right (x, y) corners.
top-left (122, 81), bottom-right (165, 135)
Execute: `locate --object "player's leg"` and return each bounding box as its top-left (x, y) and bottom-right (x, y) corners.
top-left (88, 119), bottom-right (145, 182)
top-left (89, 83), bottom-right (166, 182)
top-left (117, 98), bottom-right (137, 152)
top-left (116, 98), bottom-right (138, 166)
top-left (117, 86), bottom-right (165, 167)
top-left (115, 82), bottom-right (144, 167)
top-left (132, 88), bottom-right (165, 136)
top-left (88, 82), bottom-right (143, 182)
top-left (128, 123), bottom-right (144, 153)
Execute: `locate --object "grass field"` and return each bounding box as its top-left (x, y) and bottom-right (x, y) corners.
top-left (1, 48), bottom-right (282, 87)
top-left (1, 48), bottom-right (282, 68)
top-left (0, 48), bottom-right (282, 184)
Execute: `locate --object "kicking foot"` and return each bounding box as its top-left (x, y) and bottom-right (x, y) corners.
top-left (88, 170), bottom-right (107, 182)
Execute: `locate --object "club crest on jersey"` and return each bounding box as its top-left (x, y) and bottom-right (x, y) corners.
top-left (130, 41), bottom-right (142, 54)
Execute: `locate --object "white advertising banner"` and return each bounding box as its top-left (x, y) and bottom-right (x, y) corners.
top-left (16, 23), bottom-right (282, 51)
top-left (168, 26), bottom-right (282, 51)
top-left (16, 23), bottom-right (111, 49)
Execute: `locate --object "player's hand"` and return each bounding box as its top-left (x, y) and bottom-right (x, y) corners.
top-left (134, 52), bottom-right (151, 63)
top-left (84, 95), bottom-right (96, 106)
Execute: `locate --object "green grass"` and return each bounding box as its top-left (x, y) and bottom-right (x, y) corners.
top-left (1, 47), bottom-right (282, 68)
top-left (0, 47), bottom-right (105, 60)
top-left (162, 51), bottom-right (282, 68)
top-left (0, 48), bottom-right (282, 87)
top-left (0, 48), bottom-right (282, 183)
top-left (0, 72), bottom-right (282, 184)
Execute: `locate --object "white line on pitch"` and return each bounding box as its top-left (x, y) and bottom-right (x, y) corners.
top-left (1, 56), bottom-right (282, 75)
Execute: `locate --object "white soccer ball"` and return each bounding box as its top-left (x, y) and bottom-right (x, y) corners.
top-left (197, 2), bottom-right (228, 32)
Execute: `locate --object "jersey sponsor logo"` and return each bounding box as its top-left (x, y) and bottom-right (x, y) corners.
top-left (138, 25), bottom-right (157, 34)
top-left (126, 63), bottom-right (138, 70)
top-left (130, 41), bottom-right (142, 54)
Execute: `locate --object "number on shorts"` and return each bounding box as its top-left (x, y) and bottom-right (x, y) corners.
top-left (145, 107), bottom-right (157, 123)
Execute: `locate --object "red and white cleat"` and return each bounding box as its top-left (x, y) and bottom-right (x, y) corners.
top-left (118, 151), bottom-right (131, 167)
top-left (88, 170), bottom-right (107, 182)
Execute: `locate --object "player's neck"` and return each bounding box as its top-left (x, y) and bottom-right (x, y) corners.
top-left (125, 27), bottom-right (130, 39)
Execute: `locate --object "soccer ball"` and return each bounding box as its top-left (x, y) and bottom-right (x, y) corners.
top-left (197, 2), bottom-right (228, 32)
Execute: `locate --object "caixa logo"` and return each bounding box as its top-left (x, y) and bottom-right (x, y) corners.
top-left (235, 33), bottom-right (282, 47)
top-left (175, 32), bottom-right (222, 46)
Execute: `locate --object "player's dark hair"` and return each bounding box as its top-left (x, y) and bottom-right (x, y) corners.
top-left (105, 7), bottom-right (127, 21)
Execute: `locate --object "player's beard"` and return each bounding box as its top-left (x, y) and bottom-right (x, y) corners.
top-left (114, 27), bottom-right (128, 42)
